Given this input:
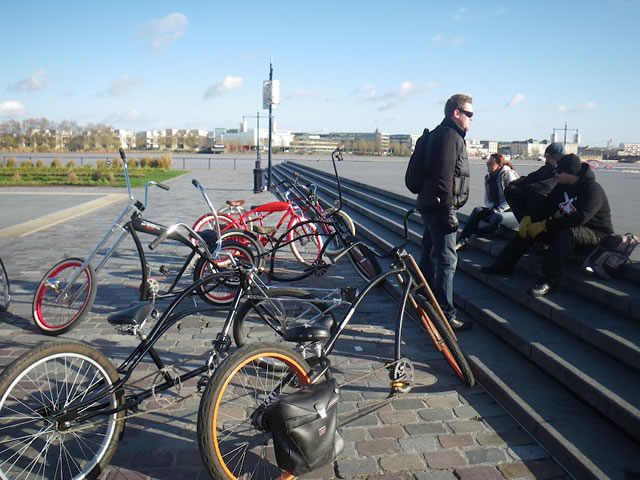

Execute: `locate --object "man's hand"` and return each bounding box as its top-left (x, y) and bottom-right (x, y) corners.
top-left (527, 220), bottom-right (547, 239)
top-left (442, 207), bottom-right (459, 234)
top-left (518, 216), bottom-right (532, 238)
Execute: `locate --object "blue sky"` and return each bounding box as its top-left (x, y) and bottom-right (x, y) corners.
top-left (1, 0), bottom-right (639, 146)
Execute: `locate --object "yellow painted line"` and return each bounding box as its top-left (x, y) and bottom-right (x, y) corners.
top-left (0, 193), bottom-right (127, 238)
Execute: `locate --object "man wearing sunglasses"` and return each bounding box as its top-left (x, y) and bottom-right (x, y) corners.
top-left (414, 93), bottom-right (472, 330)
top-left (482, 153), bottom-right (613, 296)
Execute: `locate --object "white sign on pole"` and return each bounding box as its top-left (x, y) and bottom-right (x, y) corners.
top-left (262, 80), bottom-right (281, 109)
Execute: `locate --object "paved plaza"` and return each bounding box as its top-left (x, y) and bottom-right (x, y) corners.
top-left (0, 165), bottom-right (573, 479)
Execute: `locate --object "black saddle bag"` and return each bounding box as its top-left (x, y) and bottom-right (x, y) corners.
top-left (264, 378), bottom-right (344, 476)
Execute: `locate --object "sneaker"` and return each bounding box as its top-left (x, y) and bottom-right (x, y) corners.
top-left (527, 279), bottom-right (556, 297)
top-left (449, 317), bottom-right (472, 331)
top-left (455, 238), bottom-right (468, 251)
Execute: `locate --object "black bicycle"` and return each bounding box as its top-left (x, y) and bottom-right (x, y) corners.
top-left (196, 209), bottom-right (475, 479)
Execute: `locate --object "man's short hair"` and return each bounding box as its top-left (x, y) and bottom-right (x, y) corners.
top-left (445, 94), bottom-right (473, 118)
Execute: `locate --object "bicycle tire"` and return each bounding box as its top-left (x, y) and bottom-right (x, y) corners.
top-left (197, 342), bottom-right (311, 480)
top-left (287, 217), bottom-right (323, 266)
top-left (191, 212), bottom-right (238, 246)
top-left (233, 287), bottom-right (336, 349)
top-left (347, 242), bottom-right (382, 283)
top-left (414, 293), bottom-right (475, 387)
top-left (0, 257), bottom-right (9, 312)
top-left (322, 209), bottom-right (356, 256)
top-left (0, 341), bottom-right (124, 479)
top-left (193, 240), bottom-right (255, 305)
top-left (220, 229), bottom-right (266, 271)
top-left (32, 257), bottom-right (97, 335)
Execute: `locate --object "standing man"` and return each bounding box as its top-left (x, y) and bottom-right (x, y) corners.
top-left (415, 94), bottom-right (472, 330)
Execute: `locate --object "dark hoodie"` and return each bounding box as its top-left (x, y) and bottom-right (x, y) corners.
top-left (417, 117), bottom-right (470, 212)
top-left (543, 163), bottom-right (613, 237)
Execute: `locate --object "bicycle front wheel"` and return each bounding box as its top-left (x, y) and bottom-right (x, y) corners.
top-left (0, 257), bottom-right (9, 312)
top-left (32, 258), bottom-right (97, 335)
top-left (0, 341), bottom-right (124, 480)
top-left (233, 287), bottom-right (336, 349)
top-left (197, 342), bottom-right (311, 480)
top-left (347, 242), bottom-right (382, 283)
top-left (414, 294), bottom-right (475, 387)
top-left (193, 240), bottom-right (255, 305)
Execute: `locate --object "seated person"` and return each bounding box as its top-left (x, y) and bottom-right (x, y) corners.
top-left (456, 153), bottom-right (519, 250)
top-left (482, 154), bottom-right (614, 297)
top-left (505, 142), bottom-right (565, 222)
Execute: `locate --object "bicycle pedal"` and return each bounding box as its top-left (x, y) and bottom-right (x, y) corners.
top-left (197, 376), bottom-right (209, 392)
top-left (159, 265), bottom-right (169, 274)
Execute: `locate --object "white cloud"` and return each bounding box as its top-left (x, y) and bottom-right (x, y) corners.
top-left (105, 76), bottom-right (142, 97)
top-left (366, 81), bottom-right (438, 111)
top-left (203, 76), bottom-right (244, 98)
top-left (352, 83), bottom-right (376, 99)
top-left (431, 33), bottom-right (444, 43)
top-left (556, 105), bottom-right (568, 113)
top-left (583, 101), bottom-right (598, 110)
top-left (138, 13), bottom-right (188, 51)
top-left (0, 100), bottom-right (25, 117)
top-left (452, 7), bottom-right (468, 20)
top-left (451, 37), bottom-right (465, 46)
top-left (496, 7), bottom-right (507, 15)
top-left (9, 69), bottom-right (51, 92)
top-left (508, 93), bottom-right (526, 107)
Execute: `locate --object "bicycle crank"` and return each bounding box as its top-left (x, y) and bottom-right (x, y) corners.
top-left (389, 358), bottom-right (414, 394)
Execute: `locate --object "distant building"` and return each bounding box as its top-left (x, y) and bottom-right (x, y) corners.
top-left (620, 143), bottom-right (640, 155)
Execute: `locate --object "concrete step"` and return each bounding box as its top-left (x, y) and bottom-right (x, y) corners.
top-left (273, 161), bottom-right (640, 480)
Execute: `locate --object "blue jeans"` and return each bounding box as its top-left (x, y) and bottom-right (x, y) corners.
top-left (419, 211), bottom-right (457, 321)
top-left (458, 206), bottom-right (519, 241)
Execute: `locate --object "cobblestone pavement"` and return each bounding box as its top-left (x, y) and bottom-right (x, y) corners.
top-left (0, 169), bottom-right (570, 479)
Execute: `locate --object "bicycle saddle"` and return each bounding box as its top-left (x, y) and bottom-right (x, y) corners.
top-left (108, 303), bottom-right (157, 326)
top-left (226, 200), bottom-right (245, 206)
top-left (198, 229), bottom-right (219, 246)
top-left (283, 316), bottom-right (334, 342)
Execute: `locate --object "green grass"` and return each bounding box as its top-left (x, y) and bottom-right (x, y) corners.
top-left (0, 166), bottom-right (188, 187)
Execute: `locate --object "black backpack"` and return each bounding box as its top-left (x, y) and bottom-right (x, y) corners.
top-left (583, 233), bottom-right (640, 280)
top-left (405, 128), bottom-right (430, 194)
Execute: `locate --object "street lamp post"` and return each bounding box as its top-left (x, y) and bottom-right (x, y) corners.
top-left (243, 112), bottom-right (265, 192)
top-left (262, 57), bottom-right (279, 191)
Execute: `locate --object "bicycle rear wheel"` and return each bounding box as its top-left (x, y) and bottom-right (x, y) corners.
top-left (414, 293), bottom-right (475, 387)
top-left (197, 343), bottom-right (311, 480)
top-left (287, 217), bottom-right (323, 266)
top-left (233, 287), bottom-right (336, 349)
top-left (322, 208), bottom-right (356, 256)
top-left (0, 341), bottom-right (124, 479)
top-left (0, 257), bottom-right (9, 312)
top-left (32, 258), bottom-right (97, 335)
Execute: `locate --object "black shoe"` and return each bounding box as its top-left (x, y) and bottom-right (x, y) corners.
top-left (528, 279), bottom-right (556, 297)
top-left (449, 317), bottom-right (472, 331)
top-left (481, 263), bottom-right (513, 275)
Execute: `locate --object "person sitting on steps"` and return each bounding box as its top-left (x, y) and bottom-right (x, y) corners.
top-left (456, 153), bottom-right (519, 251)
top-left (504, 142), bottom-right (565, 223)
top-left (481, 154), bottom-right (614, 297)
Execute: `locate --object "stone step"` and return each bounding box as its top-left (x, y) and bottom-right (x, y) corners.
top-left (273, 161), bottom-right (640, 480)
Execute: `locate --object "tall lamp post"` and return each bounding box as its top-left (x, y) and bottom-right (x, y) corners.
top-left (262, 57), bottom-right (280, 190)
top-left (243, 112), bottom-right (266, 192)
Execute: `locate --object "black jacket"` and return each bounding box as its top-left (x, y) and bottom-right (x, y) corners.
top-left (543, 164), bottom-right (613, 237)
top-left (508, 162), bottom-right (557, 197)
top-left (417, 117), bottom-right (470, 212)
